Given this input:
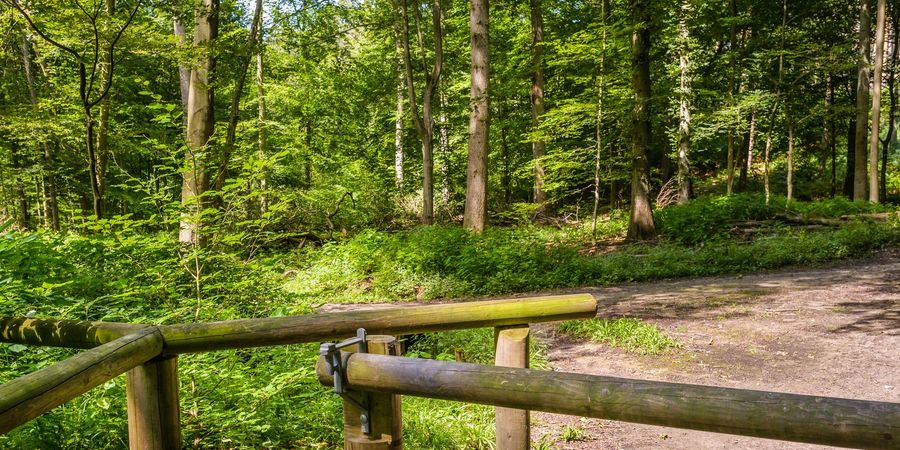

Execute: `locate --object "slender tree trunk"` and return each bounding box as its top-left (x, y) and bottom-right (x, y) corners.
top-left (10, 142), bottom-right (30, 230)
top-left (882, 6), bottom-right (899, 200)
top-left (869, 0), bottom-right (887, 202)
top-left (530, 0), bottom-right (546, 208)
top-left (592, 0), bottom-right (610, 241)
top-left (174, 16), bottom-right (191, 115)
top-left (826, 74), bottom-right (837, 198)
top-left (627, 0), bottom-right (656, 241)
top-left (305, 121), bottom-right (313, 187)
top-left (855, 0), bottom-right (873, 200)
top-left (739, 109), bottom-right (755, 190)
top-left (20, 32), bottom-right (58, 230)
top-left (214, 0), bottom-right (263, 193)
top-left (395, 62), bottom-right (405, 190)
top-left (180, 0), bottom-right (218, 245)
top-left (676, 0), bottom-right (692, 204)
top-left (400, 0), bottom-right (443, 225)
top-left (726, 0), bottom-right (738, 196)
top-left (439, 84), bottom-right (451, 211)
top-left (765, 0), bottom-right (787, 206)
top-left (846, 117), bottom-right (857, 196)
top-left (256, 15), bottom-right (268, 215)
top-left (786, 109), bottom-right (794, 202)
top-left (93, 0), bottom-right (115, 219)
top-left (464, 0), bottom-right (490, 233)
top-left (500, 104), bottom-right (512, 205)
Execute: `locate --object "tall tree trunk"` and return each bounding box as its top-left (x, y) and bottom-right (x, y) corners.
top-left (174, 16), bottom-right (191, 115)
top-left (395, 60), bottom-right (405, 190)
top-left (94, 0), bottom-right (115, 219)
top-left (676, 0), bottom-right (692, 204)
top-left (726, 0), bottom-right (738, 196)
top-left (826, 74), bottom-right (837, 198)
top-left (180, 0), bottom-right (218, 245)
top-left (739, 109), bottom-right (755, 191)
top-left (464, 0), bottom-right (490, 233)
top-left (500, 103), bottom-right (512, 205)
top-left (400, 0), bottom-right (443, 224)
top-left (765, 0), bottom-right (787, 206)
top-left (256, 13), bottom-right (268, 215)
top-left (438, 84), bottom-right (451, 211)
top-left (786, 108), bottom-right (794, 202)
top-left (10, 142), bottom-right (30, 230)
top-left (592, 0), bottom-right (611, 241)
top-left (846, 118), bottom-right (857, 196)
top-left (882, 5), bottom-right (899, 200)
top-left (854, 0), bottom-right (873, 200)
top-left (20, 32), bottom-right (58, 230)
top-left (529, 0), bottom-right (546, 208)
top-left (214, 0), bottom-right (263, 193)
top-left (869, 0), bottom-right (887, 202)
top-left (627, 0), bottom-right (656, 241)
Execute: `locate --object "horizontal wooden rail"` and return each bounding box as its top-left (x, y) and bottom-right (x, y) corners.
top-left (0, 328), bottom-right (164, 434)
top-left (0, 294), bottom-right (596, 354)
top-left (316, 353), bottom-right (900, 449)
top-left (0, 316), bottom-right (148, 349)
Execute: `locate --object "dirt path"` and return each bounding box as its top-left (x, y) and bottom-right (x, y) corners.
top-left (532, 250), bottom-right (900, 449)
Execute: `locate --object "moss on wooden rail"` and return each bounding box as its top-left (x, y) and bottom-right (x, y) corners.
top-left (0, 316), bottom-right (148, 349)
top-left (0, 294), bottom-right (597, 354)
top-left (0, 328), bottom-right (164, 434)
top-left (316, 353), bottom-right (900, 449)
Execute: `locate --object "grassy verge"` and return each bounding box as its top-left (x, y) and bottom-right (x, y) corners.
top-left (559, 318), bottom-right (680, 355)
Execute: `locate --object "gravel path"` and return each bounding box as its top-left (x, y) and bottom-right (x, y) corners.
top-left (532, 250), bottom-right (900, 449)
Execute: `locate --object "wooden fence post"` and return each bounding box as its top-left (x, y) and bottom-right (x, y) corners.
top-left (494, 325), bottom-right (530, 450)
top-left (126, 355), bottom-right (181, 450)
top-left (343, 335), bottom-right (402, 450)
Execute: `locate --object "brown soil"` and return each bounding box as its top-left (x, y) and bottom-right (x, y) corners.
top-left (531, 250), bottom-right (900, 449)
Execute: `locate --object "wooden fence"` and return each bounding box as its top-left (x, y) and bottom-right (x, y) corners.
top-left (1, 292), bottom-right (899, 450)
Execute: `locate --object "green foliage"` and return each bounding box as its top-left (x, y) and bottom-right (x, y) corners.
top-left (656, 194), bottom-right (894, 246)
top-left (287, 212), bottom-right (900, 302)
top-left (559, 318), bottom-right (680, 355)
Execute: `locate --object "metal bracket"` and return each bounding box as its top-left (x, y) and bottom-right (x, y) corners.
top-left (319, 328), bottom-right (372, 434)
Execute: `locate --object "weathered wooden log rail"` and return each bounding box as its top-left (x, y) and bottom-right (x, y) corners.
top-left (2, 292), bottom-right (899, 449)
top-left (317, 352), bottom-right (900, 449)
top-left (0, 294), bottom-right (596, 353)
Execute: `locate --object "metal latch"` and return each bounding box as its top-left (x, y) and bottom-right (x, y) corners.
top-left (319, 328), bottom-right (372, 434)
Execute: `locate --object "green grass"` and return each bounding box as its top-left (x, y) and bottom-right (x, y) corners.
top-left (559, 318), bottom-right (680, 355)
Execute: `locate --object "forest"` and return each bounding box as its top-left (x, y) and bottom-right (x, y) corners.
top-left (1, 0), bottom-right (900, 448)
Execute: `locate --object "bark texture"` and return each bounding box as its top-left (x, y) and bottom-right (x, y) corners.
top-left (180, 0), bottom-right (218, 245)
top-left (464, 0), bottom-right (491, 233)
top-left (627, 0), bottom-right (656, 241)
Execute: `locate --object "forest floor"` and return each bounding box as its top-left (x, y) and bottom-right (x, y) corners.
top-left (532, 249), bottom-right (900, 449)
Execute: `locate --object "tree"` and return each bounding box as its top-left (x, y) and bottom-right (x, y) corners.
top-left (4, 0), bottom-right (141, 219)
top-left (400, 0), bottom-right (443, 224)
top-left (854, 0), bottom-right (872, 201)
top-left (463, 0), bottom-right (490, 233)
top-left (676, 0), bottom-right (693, 204)
top-left (180, 0), bottom-right (218, 245)
top-left (214, 0), bottom-right (263, 193)
top-left (19, 31), bottom-right (58, 230)
top-left (529, 0), bottom-right (546, 208)
top-left (869, 0), bottom-right (886, 202)
top-left (627, 0), bottom-right (656, 241)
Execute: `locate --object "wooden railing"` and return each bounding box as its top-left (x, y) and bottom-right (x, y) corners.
top-left (2, 292), bottom-right (899, 450)
top-left (317, 351), bottom-right (900, 449)
top-left (0, 294), bottom-right (596, 448)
